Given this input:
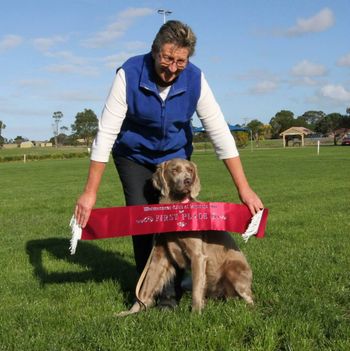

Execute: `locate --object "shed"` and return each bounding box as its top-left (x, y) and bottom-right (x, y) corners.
top-left (20, 141), bottom-right (34, 148)
top-left (280, 127), bottom-right (314, 147)
top-left (2, 144), bottom-right (18, 149)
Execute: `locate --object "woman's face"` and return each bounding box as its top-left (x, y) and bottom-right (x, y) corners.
top-left (153, 43), bottom-right (190, 85)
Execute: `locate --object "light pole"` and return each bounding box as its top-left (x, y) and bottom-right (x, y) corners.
top-left (157, 9), bottom-right (172, 24)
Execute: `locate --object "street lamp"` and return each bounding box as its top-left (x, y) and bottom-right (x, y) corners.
top-left (157, 9), bottom-right (172, 24)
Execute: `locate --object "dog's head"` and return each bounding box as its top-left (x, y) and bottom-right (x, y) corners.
top-left (152, 158), bottom-right (201, 201)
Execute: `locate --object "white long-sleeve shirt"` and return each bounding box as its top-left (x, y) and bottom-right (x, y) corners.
top-left (91, 69), bottom-right (239, 162)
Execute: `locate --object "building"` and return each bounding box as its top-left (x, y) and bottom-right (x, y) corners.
top-left (280, 127), bottom-right (314, 147)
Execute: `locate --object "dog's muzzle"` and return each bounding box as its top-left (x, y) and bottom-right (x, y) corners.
top-left (184, 177), bottom-right (192, 186)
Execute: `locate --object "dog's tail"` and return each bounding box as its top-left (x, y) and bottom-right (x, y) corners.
top-left (134, 239), bottom-right (157, 308)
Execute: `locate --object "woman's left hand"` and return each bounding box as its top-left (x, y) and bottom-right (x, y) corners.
top-left (239, 186), bottom-right (264, 216)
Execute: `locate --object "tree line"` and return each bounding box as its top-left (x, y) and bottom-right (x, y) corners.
top-left (0, 109), bottom-right (99, 147)
top-left (1, 107), bottom-right (350, 147)
top-left (246, 108), bottom-right (350, 145)
top-left (50, 109), bottom-right (99, 147)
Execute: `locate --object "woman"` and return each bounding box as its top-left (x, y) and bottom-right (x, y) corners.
top-left (75, 20), bottom-right (263, 308)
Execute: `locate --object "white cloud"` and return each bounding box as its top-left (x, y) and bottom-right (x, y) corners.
top-left (44, 63), bottom-right (99, 76)
top-left (124, 40), bottom-right (148, 51)
top-left (249, 80), bottom-right (278, 94)
top-left (56, 91), bottom-right (101, 102)
top-left (0, 34), bottom-right (23, 52)
top-left (291, 60), bottom-right (327, 77)
top-left (236, 69), bottom-right (279, 82)
top-left (320, 84), bottom-right (350, 102)
top-left (101, 53), bottom-right (132, 69)
top-left (235, 69), bottom-right (280, 95)
top-left (41, 50), bottom-right (99, 76)
top-left (0, 104), bottom-right (49, 117)
top-left (337, 53), bottom-right (350, 67)
top-left (286, 8), bottom-right (334, 36)
top-left (45, 50), bottom-right (87, 65)
top-left (18, 79), bottom-right (49, 89)
top-left (82, 7), bottom-right (153, 48)
top-left (33, 35), bottom-right (66, 52)
top-left (290, 77), bottom-right (319, 86)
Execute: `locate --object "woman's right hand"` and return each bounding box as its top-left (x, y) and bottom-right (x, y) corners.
top-left (74, 160), bottom-right (106, 227)
top-left (74, 191), bottom-right (97, 228)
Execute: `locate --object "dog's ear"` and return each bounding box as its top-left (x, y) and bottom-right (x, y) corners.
top-left (152, 161), bottom-right (169, 198)
top-left (189, 161), bottom-right (201, 199)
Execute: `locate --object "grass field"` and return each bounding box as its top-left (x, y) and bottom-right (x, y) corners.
top-left (0, 146), bottom-right (349, 350)
top-left (0, 146), bottom-right (90, 163)
top-left (0, 145), bottom-right (90, 156)
top-left (0, 136), bottom-right (334, 161)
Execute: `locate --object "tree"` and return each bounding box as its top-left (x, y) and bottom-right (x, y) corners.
top-left (294, 116), bottom-right (310, 128)
top-left (71, 109), bottom-right (98, 146)
top-left (14, 136), bottom-right (27, 145)
top-left (269, 110), bottom-right (295, 138)
top-left (315, 113), bottom-right (347, 145)
top-left (0, 120), bottom-right (6, 139)
top-left (260, 124), bottom-right (272, 139)
top-left (296, 111), bottom-right (326, 130)
top-left (247, 119), bottom-right (264, 140)
top-left (52, 111), bottom-right (63, 148)
top-left (60, 125), bottom-right (69, 133)
top-left (50, 133), bottom-right (69, 145)
top-left (233, 131), bottom-right (249, 148)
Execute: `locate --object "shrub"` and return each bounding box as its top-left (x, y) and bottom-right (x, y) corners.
top-left (233, 131), bottom-right (249, 148)
top-left (0, 152), bottom-right (89, 163)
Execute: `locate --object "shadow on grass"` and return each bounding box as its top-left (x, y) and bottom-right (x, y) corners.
top-left (25, 238), bottom-right (137, 301)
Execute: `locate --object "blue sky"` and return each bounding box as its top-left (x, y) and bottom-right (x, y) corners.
top-left (1, 0), bottom-right (349, 140)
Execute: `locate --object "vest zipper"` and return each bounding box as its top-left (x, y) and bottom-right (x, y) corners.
top-left (141, 83), bottom-right (169, 148)
top-left (160, 100), bottom-right (166, 147)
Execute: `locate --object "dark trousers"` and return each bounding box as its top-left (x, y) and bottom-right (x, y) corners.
top-left (114, 156), bottom-right (159, 275)
top-left (114, 156), bottom-right (183, 300)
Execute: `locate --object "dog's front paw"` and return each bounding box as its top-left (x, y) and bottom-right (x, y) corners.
top-left (114, 301), bottom-right (144, 317)
top-left (191, 300), bottom-right (205, 314)
top-left (115, 310), bottom-right (134, 317)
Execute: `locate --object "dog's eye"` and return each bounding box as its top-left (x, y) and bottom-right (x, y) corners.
top-left (171, 168), bottom-right (178, 174)
top-left (186, 167), bottom-right (193, 173)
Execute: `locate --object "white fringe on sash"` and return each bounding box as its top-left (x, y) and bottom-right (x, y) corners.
top-left (69, 215), bottom-right (82, 255)
top-left (242, 210), bottom-right (263, 243)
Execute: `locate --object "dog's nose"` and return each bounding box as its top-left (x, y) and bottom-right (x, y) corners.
top-left (184, 177), bottom-right (192, 186)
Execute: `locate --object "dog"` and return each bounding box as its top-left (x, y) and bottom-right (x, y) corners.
top-left (117, 158), bottom-right (253, 316)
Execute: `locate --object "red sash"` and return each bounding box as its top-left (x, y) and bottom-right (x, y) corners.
top-left (81, 202), bottom-right (268, 240)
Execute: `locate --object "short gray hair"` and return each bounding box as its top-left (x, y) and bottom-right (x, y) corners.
top-left (152, 20), bottom-right (197, 57)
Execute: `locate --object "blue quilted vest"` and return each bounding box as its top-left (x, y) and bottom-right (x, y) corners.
top-left (112, 52), bottom-right (201, 165)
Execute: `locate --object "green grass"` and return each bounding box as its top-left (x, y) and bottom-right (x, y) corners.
top-left (0, 146), bottom-right (90, 162)
top-left (0, 147), bottom-right (349, 350)
top-left (194, 136), bottom-right (334, 152)
top-left (0, 145), bottom-right (89, 157)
